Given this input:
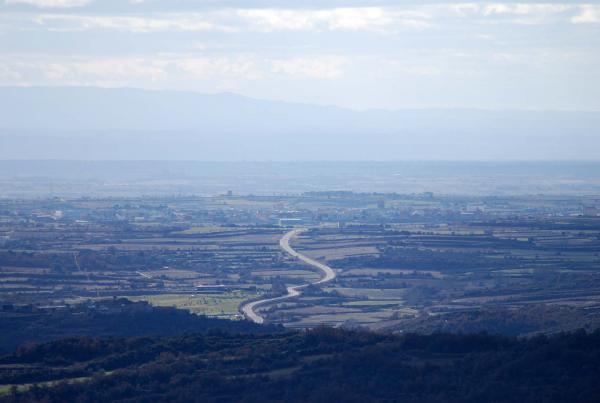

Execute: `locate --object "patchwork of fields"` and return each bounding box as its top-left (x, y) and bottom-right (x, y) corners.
top-left (1, 193), bottom-right (600, 334)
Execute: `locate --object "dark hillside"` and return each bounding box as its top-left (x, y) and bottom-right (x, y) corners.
top-left (0, 299), bottom-right (280, 354)
top-left (2, 328), bottom-right (600, 402)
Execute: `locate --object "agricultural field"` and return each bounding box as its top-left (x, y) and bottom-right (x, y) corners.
top-left (126, 291), bottom-right (258, 319)
top-left (0, 192), bottom-right (600, 334)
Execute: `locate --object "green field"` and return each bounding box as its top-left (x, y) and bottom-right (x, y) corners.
top-left (126, 291), bottom-right (260, 319)
top-left (343, 300), bottom-right (404, 307)
top-left (0, 376), bottom-right (91, 396)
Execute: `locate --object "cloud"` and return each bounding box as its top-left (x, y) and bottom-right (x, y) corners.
top-left (0, 56), bottom-right (169, 87)
top-left (378, 59), bottom-right (441, 76)
top-left (6, 4), bottom-right (596, 35)
top-left (68, 59), bottom-right (167, 81)
top-left (16, 7), bottom-right (431, 34)
top-left (572, 5), bottom-right (600, 23)
top-left (0, 65), bottom-right (22, 81)
top-left (0, 54), bottom-right (351, 87)
top-left (1, 2), bottom-right (599, 110)
top-left (482, 4), bottom-right (571, 16)
top-left (478, 4), bottom-right (574, 24)
top-left (5, 0), bottom-right (89, 8)
top-left (236, 8), bottom-right (430, 32)
top-left (177, 57), bottom-right (263, 80)
top-left (31, 14), bottom-right (224, 32)
top-left (270, 57), bottom-right (346, 79)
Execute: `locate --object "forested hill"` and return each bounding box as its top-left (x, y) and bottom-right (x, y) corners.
top-left (0, 299), bottom-right (281, 355)
top-left (2, 328), bottom-right (600, 402)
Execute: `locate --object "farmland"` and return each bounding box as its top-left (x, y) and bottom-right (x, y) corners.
top-left (0, 192), bottom-right (599, 335)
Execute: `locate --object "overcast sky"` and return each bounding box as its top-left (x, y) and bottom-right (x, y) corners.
top-left (1, 0), bottom-right (599, 110)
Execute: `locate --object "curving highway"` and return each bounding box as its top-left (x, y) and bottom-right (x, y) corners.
top-left (241, 228), bottom-right (336, 324)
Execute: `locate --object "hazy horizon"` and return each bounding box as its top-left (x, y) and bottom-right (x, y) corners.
top-left (3, 85), bottom-right (600, 114)
top-left (1, 160), bottom-right (599, 198)
top-left (2, 0), bottom-right (599, 162)
top-left (2, 86), bottom-right (599, 161)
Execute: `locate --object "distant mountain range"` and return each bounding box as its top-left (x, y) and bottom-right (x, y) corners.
top-left (1, 86), bottom-right (599, 160)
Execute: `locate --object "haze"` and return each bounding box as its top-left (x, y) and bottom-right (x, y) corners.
top-left (1, 0), bottom-right (599, 161)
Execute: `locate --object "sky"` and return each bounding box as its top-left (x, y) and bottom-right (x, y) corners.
top-left (1, 0), bottom-right (600, 111)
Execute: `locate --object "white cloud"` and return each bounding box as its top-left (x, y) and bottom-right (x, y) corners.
top-left (177, 57), bottom-right (263, 80)
top-left (8, 4), bottom-right (596, 35)
top-left (482, 4), bottom-right (572, 16)
top-left (423, 3), bottom-right (589, 25)
top-left (0, 57), bottom-right (168, 86)
top-left (446, 3), bottom-right (481, 17)
top-left (2, 3), bottom-right (599, 110)
top-left (378, 59), bottom-right (441, 76)
top-left (19, 7), bottom-right (431, 34)
top-left (479, 3), bottom-right (575, 25)
top-left (0, 55), bottom-right (351, 86)
top-left (5, 0), bottom-right (89, 8)
top-left (69, 59), bottom-right (167, 81)
top-left (32, 14), bottom-right (223, 33)
top-left (572, 5), bottom-right (600, 23)
top-left (237, 8), bottom-right (430, 32)
top-left (270, 57), bottom-right (346, 79)
top-left (0, 65), bottom-right (22, 81)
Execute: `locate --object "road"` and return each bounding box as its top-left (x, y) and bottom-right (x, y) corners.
top-left (136, 271), bottom-right (152, 279)
top-left (241, 228), bottom-right (336, 324)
